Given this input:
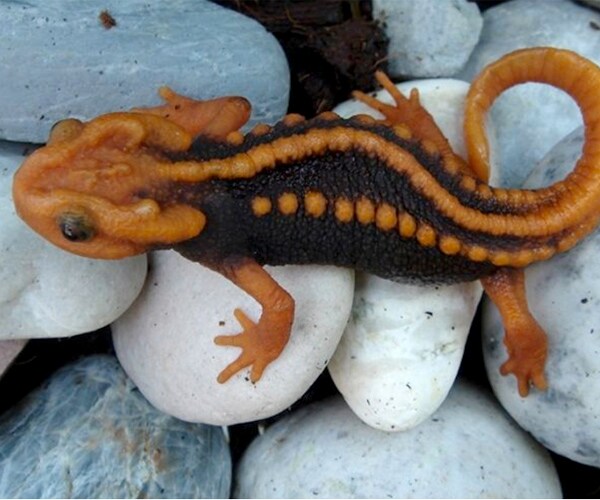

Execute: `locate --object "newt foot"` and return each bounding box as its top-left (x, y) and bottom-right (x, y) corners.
top-left (214, 308), bottom-right (288, 383)
top-left (501, 329), bottom-right (548, 397)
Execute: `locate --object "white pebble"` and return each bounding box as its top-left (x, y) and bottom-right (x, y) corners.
top-left (330, 275), bottom-right (481, 431)
top-left (234, 382), bottom-right (562, 498)
top-left (113, 251), bottom-right (354, 425)
top-left (373, 0), bottom-right (482, 78)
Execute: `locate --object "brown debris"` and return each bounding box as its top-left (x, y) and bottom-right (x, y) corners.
top-left (212, 0), bottom-right (388, 115)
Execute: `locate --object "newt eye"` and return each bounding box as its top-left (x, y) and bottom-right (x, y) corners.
top-left (58, 213), bottom-right (96, 242)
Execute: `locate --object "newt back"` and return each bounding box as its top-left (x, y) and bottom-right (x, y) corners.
top-left (173, 117), bottom-right (498, 283)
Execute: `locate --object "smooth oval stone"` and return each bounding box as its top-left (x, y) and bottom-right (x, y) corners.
top-left (113, 251), bottom-right (354, 425)
top-left (330, 79), bottom-right (493, 431)
top-left (0, 142), bottom-right (146, 339)
top-left (0, 0), bottom-right (289, 142)
top-left (457, 0), bottom-right (600, 187)
top-left (329, 274), bottom-right (481, 431)
top-left (234, 383), bottom-right (561, 498)
top-left (0, 355), bottom-right (231, 498)
top-left (373, 0), bottom-right (482, 78)
top-left (482, 126), bottom-right (600, 467)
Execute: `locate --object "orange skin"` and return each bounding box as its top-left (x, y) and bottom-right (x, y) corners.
top-left (12, 48), bottom-right (600, 395)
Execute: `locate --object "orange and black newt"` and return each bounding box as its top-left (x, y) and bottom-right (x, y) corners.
top-left (13, 48), bottom-right (600, 396)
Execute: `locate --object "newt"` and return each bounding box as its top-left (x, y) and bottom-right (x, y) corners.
top-left (12, 47), bottom-right (600, 397)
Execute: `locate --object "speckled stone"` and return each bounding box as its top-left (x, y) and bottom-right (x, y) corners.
top-left (0, 142), bottom-right (147, 339)
top-left (329, 79), bottom-right (493, 431)
top-left (0, 355), bottom-right (231, 498)
top-left (234, 382), bottom-right (561, 498)
top-left (457, 0), bottom-right (600, 187)
top-left (373, 0), bottom-right (482, 78)
top-left (113, 251), bottom-right (354, 425)
top-left (0, 0), bottom-right (289, 143)
top-left (482, 126), bottom-right (600, 467)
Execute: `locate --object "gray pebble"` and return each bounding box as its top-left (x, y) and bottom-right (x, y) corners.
top-left (0, 0), bottom-right (289, 143)
top-left (0, 355), bottom-right (231, 497)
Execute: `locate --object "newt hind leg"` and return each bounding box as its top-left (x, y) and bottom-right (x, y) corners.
top-left (212, 258), bottom-right (295, 383)
top-left (353, 71), bottom-right (470, 175)
top-left (482, 268), bottom-right (548, 396)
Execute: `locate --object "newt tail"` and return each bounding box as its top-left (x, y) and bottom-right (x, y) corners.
top-left (11, 47), bottom-right (600, 395)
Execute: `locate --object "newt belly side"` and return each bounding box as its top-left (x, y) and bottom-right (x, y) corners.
top-left (12, 47), bottom-right (600, 396)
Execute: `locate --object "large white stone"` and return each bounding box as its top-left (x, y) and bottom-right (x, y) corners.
top-left (0, 142), bottom-right (147, 339)
top-left (330, 275), bottom-right (481, 431)
top-left (0, 0), bottom-right (289, 142)
top-left (329, 79), bottom-right (493, 431)
top-left (112, 251), bottom-right (354, 425)
top-left (373, 0), bottom-right (482, 78)
top-left (234, 383), bottom-right (562, 498)
top-left (457, 0), bottom-right (600, 187)
top-left (483, 127), bottom-right (600, 467)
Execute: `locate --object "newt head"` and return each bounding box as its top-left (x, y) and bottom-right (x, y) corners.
top-left (13, 112), bottom-right (207, 259)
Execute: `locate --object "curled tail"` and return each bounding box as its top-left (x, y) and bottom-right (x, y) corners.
top-left (462, 48), bottom-right (600, 260)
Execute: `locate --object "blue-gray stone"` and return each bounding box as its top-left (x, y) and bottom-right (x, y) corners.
top-left (456, 0), bottom-right (600, 187)
top-left (0, 355), bottom-right (231, 498)
top-left (0, 0), bottom-right (289, 143)
top-left (482, 127), bottom-right (600, 467)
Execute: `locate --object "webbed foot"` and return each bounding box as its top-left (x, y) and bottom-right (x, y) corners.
top-left (500, 321), bottom-right (548, 397)
top-left (215, 308), bottom-right (291, 383)
top-left (210, 258), bottom-right (295, 384)
top-left (482, 267), bottom-right (549, 397)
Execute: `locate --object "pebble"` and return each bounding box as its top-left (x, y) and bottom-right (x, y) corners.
top-left (329, 78), bottom-right (493, 431)
top-left (0, 355), bottom-right (231, 498)
top-left (234, 382), bottom-right (562, 498)
top-left (0, 340), bottom-right (27, 378)
top-left (482, 126), bottom-right (600, 467)
top-left (457, 0), bottom-right (600, 187)
top-left (373, 0), bottom-right (482, 78)
top-left (0, 0), bottom-right (289, 143)
top-left (0, 142), bottom-right (146, 339)
top-left (112, 251), bottom-right (354, 425)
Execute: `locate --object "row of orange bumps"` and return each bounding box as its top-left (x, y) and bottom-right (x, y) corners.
top-left (250, 190), bottom-right (553, 268)
top-left (251, 190), bottom-right (453, 250)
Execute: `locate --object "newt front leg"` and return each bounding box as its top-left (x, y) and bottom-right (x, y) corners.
top-left (212, 258), bottom-right (295, 383)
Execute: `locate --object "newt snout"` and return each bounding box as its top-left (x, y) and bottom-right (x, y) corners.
top-left (13, 112), bottom-right (206, 258)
